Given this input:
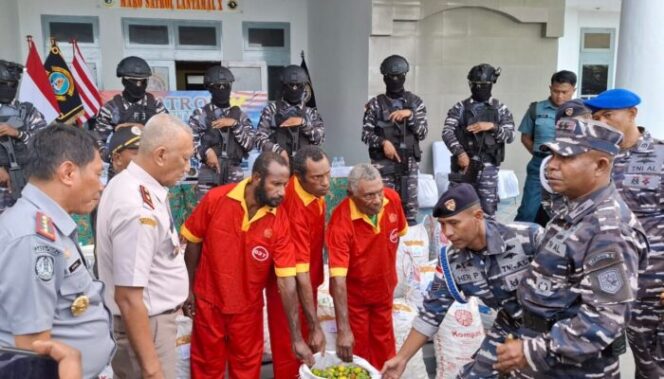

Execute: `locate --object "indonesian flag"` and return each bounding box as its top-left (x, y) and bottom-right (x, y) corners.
top-left (18, 37), bottom-right (60, 123)
top-left (71, 40), bottom-right (101, 124)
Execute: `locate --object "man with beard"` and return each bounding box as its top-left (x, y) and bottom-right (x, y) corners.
top-left (362, 55), bottom-right (428, 226)
top-left (494, 118), bottom-right (647, 378)
top-left (255, 65), bottom-right (324, 163)
top-left (327, 163), bottom-right (408, 369)
top-left (442, 63), bottom-right (515, 217)
top-left (0, 60), bottom-right (48, 213)
top-left (181, 152), bottom-right (314, 378)
top-left (382, 183), bottom-right (542, 379)
top-left (189, 65), bottom-right (255, 196)
top-left (96, 114), bottom-right (194, 379)
top-left (266, 146), bottom-right (329, 378)
top-left (586, 88), bottom-right (664, 378)
top-left (0, 124), bottom-right (114, 378)
top-left (515, 71), bottom-right (577, 223)
top-left (95, 56), bottom-right (167, 179)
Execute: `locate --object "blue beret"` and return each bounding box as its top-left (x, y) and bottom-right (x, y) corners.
top-left (433, 183), bottom-right (480, 218)
top-left (584, 88), bottom-right (641, 111)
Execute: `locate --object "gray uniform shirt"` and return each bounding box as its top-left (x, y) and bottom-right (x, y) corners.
top-left (0, 183), bottom-right (115, 378)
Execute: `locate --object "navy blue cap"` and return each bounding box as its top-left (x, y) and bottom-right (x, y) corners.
top-left (555, 99), bottom-right (591, 123)
top-left (433, 183), bottom-right (480, 218)
top-left (541, 118), bottom-right (623, 157)
top-left (584, 88), bottom-right (641, 111)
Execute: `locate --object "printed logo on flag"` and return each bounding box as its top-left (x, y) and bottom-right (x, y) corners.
top-left (49, 67), bottom-right (76, 99)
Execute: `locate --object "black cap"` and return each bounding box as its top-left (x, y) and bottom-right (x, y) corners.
top-left (555, 99), bottom-right (591, 123)
top-left (109, 125), bottom-right (142, 155)
top-left (433, 183), bottom-right (480, 218)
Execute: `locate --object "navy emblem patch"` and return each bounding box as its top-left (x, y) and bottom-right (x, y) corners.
top-left (35, 255), bottom-right (55, 281)
top-left (597, 268), bottom-right (623, 294)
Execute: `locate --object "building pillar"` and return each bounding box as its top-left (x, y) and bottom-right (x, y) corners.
top-left (615, 0), bottom-right (664, 136)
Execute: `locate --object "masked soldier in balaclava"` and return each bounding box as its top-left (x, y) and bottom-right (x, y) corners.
top-left (95, 56), bottom-right (167, 175)
top-left (362, 55), bottom-right (428, 226)
top-left (442, 63), bottom-right (515, 217)
top-left (255, 65), bottom-right (324, 162)
top-left (0, 60), bottom-right (47, 214)
top-left (189, 65), bottom-right (255, 197)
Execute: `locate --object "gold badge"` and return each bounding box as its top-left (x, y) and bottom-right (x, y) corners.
top-left (444, 199), bottom-right (456, 211)
top-left (565, 107), bottom-right (574, 116)
top-left (71, 295), bottom-right (90, 317)
top-left (264, 228), bottom-right (273, 239)
top-left (139, 217), bottom-right (157, 227)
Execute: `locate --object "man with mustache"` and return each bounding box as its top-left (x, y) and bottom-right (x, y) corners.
top-left (181, 151), bottom-right (314, 378)
top-left (327, 163), bottom-right (408, 369)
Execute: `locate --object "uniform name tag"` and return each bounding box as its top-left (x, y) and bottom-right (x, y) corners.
top-left (454, 265), bottom-right (483, 285)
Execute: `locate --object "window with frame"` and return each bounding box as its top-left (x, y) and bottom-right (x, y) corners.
top-left (42, 15), bottom-right (99, 45)
top-left (579, 28), bottom-right (615, 98)
top-left (123, 18), bottom-right (221, 49)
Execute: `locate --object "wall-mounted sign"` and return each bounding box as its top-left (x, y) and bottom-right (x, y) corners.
top-left (103, 0), bottom-right (239, 11)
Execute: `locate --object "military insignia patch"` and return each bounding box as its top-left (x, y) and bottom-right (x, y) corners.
top-left (389, 213), bottom-right (397, 223)
top-left (564, 107), bottom-right (574, 116)
top-left (444, 199), bottom-right (456, 211)
top-left (140, 185), bottom-right (155, 210)
top-left (597, 268), bottom-right (623, 294)
top-left (139, 217), bottom-right (157, 227)
top-left (263, 228), bottom-right (273, 239)
top-left (35, 255), bottom-right (55, 281)
top-left (35, 212), bottom-right (56, 241)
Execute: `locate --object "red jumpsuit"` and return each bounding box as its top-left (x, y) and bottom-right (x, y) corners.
top-left (326, 188), bottom-right (407, 369)
top-left (266, 176), bottom-right (326, 378)
top-left (181, 178), bottom-right (296, 379)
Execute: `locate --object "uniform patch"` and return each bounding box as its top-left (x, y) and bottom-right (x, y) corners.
top-left (33, 245), bottom-right (58, 255)
top-left (544, 238), bottom-right (567, 257)
top-left (389, 213), bottom-right (397, 223)
top-left (140, 185), bottom-right (154, 210)
top-left (263, 228), bottom-right (273, 239)
top-left (597, 268), bottom-right (624, 294)
top-left (68, 258), bottom-right (82, 274)
top-left (139, 217), bottom-right (157, 227)
top-left (35, 255), bottom-right (55, 281)
top-left (503, 269), bottom-right (527, 291)
top-left (35, 212), bottom-right (56, 241)
top-left (444, 199), bottom-right (456, 212)
top-left (454, 263), bottom-right (483, 285)
top-left (389, 229), bottom-right (399, 244)
top-left (564, 107), bottom-right (574, 116)
top-left (251, 246), bottom-right (269, 262)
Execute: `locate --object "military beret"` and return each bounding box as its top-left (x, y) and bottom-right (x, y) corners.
top-left (555, 99), bottom-right (591, 123)
top-left (541, 118), bottom-right (623, 157)
top-left (109, 124), bottom-right (142, 155)
top-left (433, 183), bottom-right (480, 218)
top-left (584, 88), bottom-right (641, 111)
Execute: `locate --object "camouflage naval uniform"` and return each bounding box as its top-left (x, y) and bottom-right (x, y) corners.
top-left (612, 128), bottom-right (664, 378)
top-left (188, 103), bottom-right (255, 196)
top-left (0, 100), bottom-right (47, 213)
top-left (94, 94), bottom-right (168, 161)
top-left (254, 100), bottom-right (324, 156)
top-left (516, 184), bottom-right (648, 378)
top-left (413, 220), bottom-right (542, 378)
top-left (362, 93), bottom-right (428, 225)
top-left (442, 98), bottom-right (515, 217)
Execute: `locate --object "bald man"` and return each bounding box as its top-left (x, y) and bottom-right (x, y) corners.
top-left (96, 114), bottom-right (195, 379)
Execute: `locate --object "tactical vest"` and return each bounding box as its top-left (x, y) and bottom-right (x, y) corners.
top-left (113, 93), bottom-right (158, 126)
top-left (0, 102), bottom-right (32, 167)
top-left (269, 100), bottom-right (312, 157)
top-left (201, 103), bottom-right (246, 163)
top-left (453, 98), bottom-right (505, 167)
top-left (368, 93), bottom-right (422, 162)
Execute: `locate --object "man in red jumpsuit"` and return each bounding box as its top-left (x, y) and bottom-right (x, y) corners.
top-left (327, 163), bottom-right (408, 369)
top-left (181, 152), bottom-right (314, 378)
top-left (266, 146), bottom-right (330, 378)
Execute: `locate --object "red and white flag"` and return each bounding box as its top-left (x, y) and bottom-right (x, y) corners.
top-left (71, 40), bottom-right (101, 124)
top-left (18, 37), bottom-right (60, 123)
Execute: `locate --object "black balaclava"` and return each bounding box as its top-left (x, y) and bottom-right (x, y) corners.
top-left (384, 74), bottom-right (406, 98)
top-left (122, 78), bottom-right (147, 103)
top-left (283, 83), bottom-right (305, 105)
top-left (0, 82), bottom-right (18, 104)
top-left (209, 83), bottom-right (231, 108)
top-left (470, 83), bottom-right (492, 102)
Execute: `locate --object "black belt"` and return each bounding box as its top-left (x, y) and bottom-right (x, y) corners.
top-left (521, 310), bottom-right (626, 358)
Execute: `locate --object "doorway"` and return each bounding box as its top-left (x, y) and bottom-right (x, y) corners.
top-left (176, 61), bottom-right (219, 90)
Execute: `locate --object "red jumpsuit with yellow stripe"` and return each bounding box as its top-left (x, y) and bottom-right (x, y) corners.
top-left (181, 178), bottom-right (297, 379)
top-left (326, 188), bottom-right (407, 369)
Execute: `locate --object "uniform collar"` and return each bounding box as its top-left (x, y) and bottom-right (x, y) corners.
top-left (227, 178), bottom-right (277, 232)
top-left (126, 161), bottom-right (169, 204)
top-left (349, 196), bottom-right (389, 233)
top-left (543, 98), bottom-right (558, 110)
top-left (293, 176), bottom-right (320, 206)
top-left (483, 219), bottom-right (506, 256)
top-left (0, 99), bottom-right (20, 109)
top-left (21, 183), bottom-right (77, 237)
top-left (629, 127), bottom-right (655, 153)
top-left (564, 183), bottom-right (615, 224)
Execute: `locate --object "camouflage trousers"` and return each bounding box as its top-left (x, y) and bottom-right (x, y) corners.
top-left (628, 255), bottom-right (664, 379)
top-left (449, 163), bottom-right (499, 217)
top-left (196, 163), bottom-right (245, 199)
top-left (0, 187), bottom-right (16, 215)
top-left (457, 309), bottom-right (519, 379)
top-left (372, 157), bottom-right (418, 225)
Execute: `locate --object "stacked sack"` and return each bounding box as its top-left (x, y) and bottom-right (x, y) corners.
top-left (392, 299), bottom-right (428, 379)
top-left (175, 314), bottom-right (192, 379)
